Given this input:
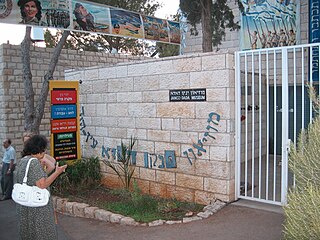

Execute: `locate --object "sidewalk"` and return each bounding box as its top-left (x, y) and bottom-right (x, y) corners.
top-left (0, 198), bottom-right (284, 240)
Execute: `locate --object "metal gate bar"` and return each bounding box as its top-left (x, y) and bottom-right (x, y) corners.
top-left (235, 43), bottom-right (320, 205)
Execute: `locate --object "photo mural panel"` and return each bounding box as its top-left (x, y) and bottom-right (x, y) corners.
top-left (0, 0), bottom-right (180, 44)
top-left (110, 8), bottom-right (143, 39)
top-left (240, 0), bottom-right (300, 50)
top-left (72, 0), bottom-right (111, 34)
top-left (142, 15), bottom-right (169, 43)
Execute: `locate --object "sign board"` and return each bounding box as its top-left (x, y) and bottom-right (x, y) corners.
top-left (169, 88), bottom-right (206, 102)
top-left (0, 0), bottom-right (180, 45)
top-left (51, 119), bottom-right (77, 133)
top-left (49, 81), bottom-right (80, 161)
top-left (51, 104), bottom-right (77, 119)
top-left (309, 0), bottom-right (320, 81)
top-left (51, 89), bottom-right (77, 104)
top-left (53, 132), bottom-right (78, 160)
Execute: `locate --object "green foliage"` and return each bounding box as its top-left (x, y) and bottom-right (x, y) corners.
top-left (283, 117), bottom-right (320, 239)
top-left (101, 183), bottom-right (204, 222)
top-left (288, 118), bottom-right (320, 190)
top-left (155, 42), bottom-right (180, 57)
top-left (52, 157), bottom-right (101, 194)
top-left (92, 0), bottom-right (161, 16)
top-left (180, 0), bottom-right (242, 49)
top-left (103, 138), bottom-right (136, 189)
top-left (284, 185), bottom-right (320, 240)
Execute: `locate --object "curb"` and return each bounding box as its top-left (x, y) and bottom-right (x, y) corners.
top-left (52, 196), bottom-right (226, 227)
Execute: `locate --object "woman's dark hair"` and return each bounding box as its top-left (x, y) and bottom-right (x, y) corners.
top-left (22, 135), bottom-right (47, 157)
top-left (17, 0), bottom-right (42, 21)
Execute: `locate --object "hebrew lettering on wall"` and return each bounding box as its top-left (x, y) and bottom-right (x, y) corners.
top-left (183, 112), bottom-right (220, 165)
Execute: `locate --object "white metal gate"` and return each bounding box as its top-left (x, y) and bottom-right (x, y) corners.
top-left (235, 43), bottom-right (320, 205)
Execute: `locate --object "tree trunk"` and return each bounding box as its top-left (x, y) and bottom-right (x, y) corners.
top-left (22, 28), bottom-right (70, 134)
top-left (21, 27), bottom-right (36, 133)
top-left (201, 0), bottom-right (213, 52)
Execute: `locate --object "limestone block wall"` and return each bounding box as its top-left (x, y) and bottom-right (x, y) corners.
top-left (0, 43), bottom-right (145, 157)
top-left (65, 52), bottom-right (236, 205)
top-left (184, 1), bottom-right (309, 54)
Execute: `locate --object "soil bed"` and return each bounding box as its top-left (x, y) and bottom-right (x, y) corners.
top-left (55, 186), bottom-right (204, 223)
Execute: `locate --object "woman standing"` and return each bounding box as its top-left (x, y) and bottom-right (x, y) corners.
top-left (15, 135), bottom-right (67, 240)
top-left (22, 132), bottom-right (56, 175)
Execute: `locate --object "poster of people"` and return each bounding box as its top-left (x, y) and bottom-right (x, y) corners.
top-left (0, 0), bottom-right (180, 44)
top-left (168, 20), bottom-right (181, 44)
top-left (72, 0), bottom-right (110, 34)
top-left (240, 0), bottom-right (299, 50)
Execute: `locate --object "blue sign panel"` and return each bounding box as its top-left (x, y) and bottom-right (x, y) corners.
top-left (310, 0), bottom-right (320, 81)
top-left (51, 105), bottom-right (77, 119)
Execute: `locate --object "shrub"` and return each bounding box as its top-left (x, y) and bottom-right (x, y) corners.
top-left (283, 117), bottom-right (320, 239)
top-left (284, 185), bottom-right (320, 239)
top-left (52, 156), bottom-right (101, 195)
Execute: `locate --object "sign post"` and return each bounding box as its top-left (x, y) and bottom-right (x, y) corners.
top-left (49, 80), bottom-right (81, 161)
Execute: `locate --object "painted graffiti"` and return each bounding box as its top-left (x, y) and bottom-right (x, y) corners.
top-left (80, 106), bottom-right (98, 148)
top-left (80, 105), bottom-right (177, 169)
top-left (144, 150), bottom-right (176, 169)
top-left (183, 112), bottom-right (220, 165)
top-left (80, 106), bottom-right (219, 168)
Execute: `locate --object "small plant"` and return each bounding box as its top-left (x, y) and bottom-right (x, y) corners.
top-left (283, 116), bottom-right (320, 239)
top-left (52, 157), bottom-right (101, 195)
top-left (102, 137), bottom-right (136, 189)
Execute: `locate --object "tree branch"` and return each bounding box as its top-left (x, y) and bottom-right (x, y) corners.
top-left (34, 30), bottom-right (70, 130)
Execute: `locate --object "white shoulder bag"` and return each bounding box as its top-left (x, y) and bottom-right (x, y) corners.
top-left (12, 158), bottom-right (50, 207)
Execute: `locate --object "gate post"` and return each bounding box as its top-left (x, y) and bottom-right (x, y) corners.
top-left (234, 51), bottom-right (241, 200)
top-left (281, 48), bottom-right (289, 205)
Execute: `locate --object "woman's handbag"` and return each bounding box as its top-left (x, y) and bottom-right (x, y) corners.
top-left (12, 158), bottom-right (50, 207)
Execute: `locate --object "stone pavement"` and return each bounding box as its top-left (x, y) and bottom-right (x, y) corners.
top-left (0, 198), bottom-right (284, 240)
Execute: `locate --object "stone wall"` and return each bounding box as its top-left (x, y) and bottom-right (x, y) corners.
top-left (65, 52), bottom-right (236, 205)
top-left (0, 43), bottom-right (145, 156)
top-left (184, 1), bottom-right (309, 54)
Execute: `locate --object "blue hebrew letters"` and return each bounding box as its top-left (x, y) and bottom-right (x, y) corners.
top-left (101, 146), bottom-right (110, 158)
top-left (165, 150), bottom-right (176, 168)
top-left (183, 148), bottom-right (196, 165)
top-left (193, 140), bottom-right (207, 156)
top-left (158, 155), bottom-right (165, 168)
top-left (183, 112), bottom-right (221, 165)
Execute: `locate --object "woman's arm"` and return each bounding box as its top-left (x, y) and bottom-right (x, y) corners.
top-left (36, 162), bottom-right (67, 189)
top-left (40, 154), bottom-right (56, 174)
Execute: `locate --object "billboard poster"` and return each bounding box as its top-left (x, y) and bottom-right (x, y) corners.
top-left (0, 0), bottom-right (180, 45)
top-left (110, 9), bottom-right (143, 38)
top-left (49, 81), bottom-right (80, 161)
top-left (309, 0), bottom-right (320, 81)
top-left (142, 15), bottom-right (169, 43)
top-left (240, 0), bottom-right (300, 50)
top-left (71, 0), bottom-right (110, 34)
top-left (168, 20), bottom-right (181, 44)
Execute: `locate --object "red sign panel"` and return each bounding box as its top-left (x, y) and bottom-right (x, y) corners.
top-left (51, 119), bottom-right (77, 133)
top-left (51, 90), bottom-right (77, 104)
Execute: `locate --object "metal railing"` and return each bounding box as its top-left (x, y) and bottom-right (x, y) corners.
top-left (235, 42), bottom-right (320, 205)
